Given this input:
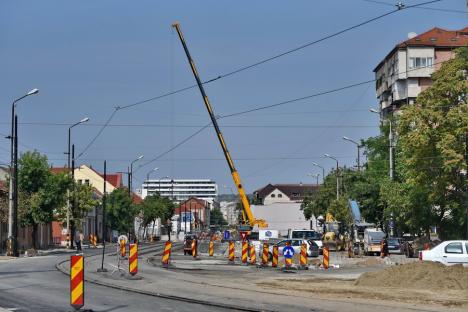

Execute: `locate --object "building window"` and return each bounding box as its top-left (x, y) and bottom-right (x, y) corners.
top-left (409, 57), bottom-right (433, 69)
top-left (84, 179), bottom-right (90, 186)
top-left (277, 194), bottom-right (282, 198)
top-left (271, 194), bottom-right (276, 198)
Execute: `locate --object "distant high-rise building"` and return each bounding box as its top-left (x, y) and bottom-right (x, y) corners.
top-left (141, 179), bottom-right (218, 204)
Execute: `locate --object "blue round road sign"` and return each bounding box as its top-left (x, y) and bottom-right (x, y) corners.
top-left (283, 246), bottom-right (295, 259)
top-left (223, 230), bottom-right (230, 240)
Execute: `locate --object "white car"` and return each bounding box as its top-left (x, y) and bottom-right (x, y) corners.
top-left (420, 240), bottom-right (468, 266)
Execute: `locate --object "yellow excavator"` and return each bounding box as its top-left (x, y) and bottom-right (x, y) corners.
top-left (323, 213), bottom-right (346, 251)
top-left (172, 22), bottom-right (267, 231)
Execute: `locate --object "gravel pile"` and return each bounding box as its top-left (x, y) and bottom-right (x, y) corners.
top-left (355, 261), bottom-right (468, 290)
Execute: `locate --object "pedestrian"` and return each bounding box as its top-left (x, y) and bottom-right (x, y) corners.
top-left (76, 231), bottom-right (83, 252)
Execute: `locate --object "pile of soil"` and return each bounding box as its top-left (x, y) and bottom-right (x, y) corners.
top-left (355, 261), bottom-right (468, 290)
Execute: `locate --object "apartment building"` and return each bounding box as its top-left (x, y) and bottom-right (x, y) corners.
top-left (141, 179), bottom-right (218, 204)
top-left (374, 27), bottom-right (468, 116)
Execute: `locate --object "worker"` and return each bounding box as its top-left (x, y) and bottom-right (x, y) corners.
top-left (381, 236), bottom-right (389, 258)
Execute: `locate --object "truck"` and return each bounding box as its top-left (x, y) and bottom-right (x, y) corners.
top-left (172, 22), bottom-right (267, 232)
top-left (363, 228), bottom-right (385, 256)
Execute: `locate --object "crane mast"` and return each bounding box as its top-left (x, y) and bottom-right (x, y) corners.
top-left (172, 22), bottom-right (266, 229)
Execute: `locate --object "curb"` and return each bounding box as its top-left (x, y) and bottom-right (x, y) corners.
top-left (55, 245), bottom-right (274, 312)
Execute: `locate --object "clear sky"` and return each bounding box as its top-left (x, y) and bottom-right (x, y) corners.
top-left (1, 0), bottom-right (466, 194)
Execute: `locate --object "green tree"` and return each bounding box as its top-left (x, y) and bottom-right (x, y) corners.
top-left (106, 188), bottom-right (136, 234)
top-left (210, 207), bottom-right (228, 227)
top-left (71, 183), bottom-right (99, 232)
top-left (397, 47), bottom-right (468, 239)
top-left (17, 151), bottom-right (70, 248)
top-left (139, 193), bottom-right (174, 237)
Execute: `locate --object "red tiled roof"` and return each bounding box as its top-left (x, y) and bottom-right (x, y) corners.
top-left (50, 167), bottom-right (69, 175)
top-left (0, 180), bottom-right (7, 193)
top-left (254, 183), bottom-right (319, 202)
top-left (375, 27), bottom-right (468, 71)
top-left (132, 192), bottom-right (143, 204)
top-left (100, 173), bottom-right (122, 188)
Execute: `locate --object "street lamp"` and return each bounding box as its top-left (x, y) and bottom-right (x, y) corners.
top-left (312, 162), bottom-right (325, 184)
top-left (130, 155), bottom-right (144, 195)
top-left (307, 173), bottom-right (320, 185)
top-left (66, 116), bottom-right (90, 248)
top-left (8, 88), bottom-right (39, 257)
top-left (145, 167), bottom-right (159, 198)
top-left (343, 136), bottom-right (361, 171)
top-left (324, 154), bottom-right (339, 200)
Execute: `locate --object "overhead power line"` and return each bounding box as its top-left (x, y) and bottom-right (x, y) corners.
top-left (77, 0), bottom-right (439, 158)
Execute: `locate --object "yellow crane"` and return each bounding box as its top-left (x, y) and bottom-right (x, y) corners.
top-left (172, 22), bottom-right (267, 230)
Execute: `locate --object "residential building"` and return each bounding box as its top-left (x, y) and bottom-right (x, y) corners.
top-left (374, 27), bottom-right (468, 116)
top-left (253, 183), bottom-right (318, 205)
top-left (141, 179), bottom-right (218, 204)
top-left (219, 200), bottom-right (239, 225)
top-left (174, 197), bottom-right (211, 233)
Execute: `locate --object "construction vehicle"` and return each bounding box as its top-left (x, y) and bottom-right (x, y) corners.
top-left (172, 22), bottom-right (267, 231)
top-left (322, 213), bottom-right (346, 251)
top-left (349, 200), bottom-right (374, 255)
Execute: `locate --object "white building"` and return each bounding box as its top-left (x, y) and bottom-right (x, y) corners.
top-left (141, 179), bottom-right (218, 204)
top-left (374, 27), bottom-right (468, 116)
top-left (219, 201), bottom-right (238, 225)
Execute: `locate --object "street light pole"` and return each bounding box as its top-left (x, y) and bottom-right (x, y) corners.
top-left (343, 136), bottom-right (361, 171)
top-left (129, 155), bottom-right (144, 195)
top-left (312, 162), bottom-right (325, 184)
top-left (324, 154), bottom-right (339, 200)
top-left (145, 167), bottom-right (158, 198)
top-left (66, 117), bottom-right (89, 248)
top-left (8, 88), bottom-right (39, 257)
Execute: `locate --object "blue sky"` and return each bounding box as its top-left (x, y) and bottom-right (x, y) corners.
top-left (0, 0), bottom-right (466, 194)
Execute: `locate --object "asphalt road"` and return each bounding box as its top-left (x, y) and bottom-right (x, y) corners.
top-left (0, 248), bottom-right (234, 312)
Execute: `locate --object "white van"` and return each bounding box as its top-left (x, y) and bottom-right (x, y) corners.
top-left (289, 230), bottom-right (323, 253)
top-left (363, 228), bottom-right (385, 256)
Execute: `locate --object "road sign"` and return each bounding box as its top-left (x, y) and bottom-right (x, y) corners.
top-left (283, 246), bottom-right (295, 259)
top-left (240, 232), bottom-right (247, 241)
top-left (223, 230), bottom-right (230, 240)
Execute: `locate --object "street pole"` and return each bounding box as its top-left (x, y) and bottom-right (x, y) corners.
top-left (7, 88), bottom-right (39, 256)
top-left (127, 166), bottom-right (131, 197)
top-left (466, 133), bottom-right (468, 240)
top-left (324, 154), bottom-right (339, 199)
top-left (98, 160), bottom-right (108, 272)
top-left (343, 136), bottom-right (361, 171)
top-left (12, 115), bottom-right (18, 256)
top-left (312, 162), bottom-right (325, 184)
top-left (71, 144), bottom-right (75, 249)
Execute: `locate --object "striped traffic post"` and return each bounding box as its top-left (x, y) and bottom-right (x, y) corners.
top-left (228, 241), bottom-right (235, 264)
top-left (272, 245), bottom-right (279, 268)
top-left (119, 239), bottom-right (126, 258)
top-left (284, 255), bottom-right (292, 268)
top-left (241, 241), bottom-right (248, 265)
top-left (161, 241), bottom-right (172, 268)
top-left (129, 243), bottom-right (138, 275)
top-left (249, 244), bottom-right (256, 265)
top-left (208, 240), bottom-right (214, 257)
top-left (261, 243), bottom-right (269, 266)
top-left (323, 246), bottom-right (329, 269)
top-left (300, 243), bottom-right (308, 269)
top-left (70, 255), bottom-right (84, 310)
top-left (191, 239), bottom-right (198, 258)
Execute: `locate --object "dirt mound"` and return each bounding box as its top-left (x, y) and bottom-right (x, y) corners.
top-left (355, 261), bottom-right (468, 290)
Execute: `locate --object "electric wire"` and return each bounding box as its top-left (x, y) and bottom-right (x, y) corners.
top-left (76, 0), bottom-right (439, 158)
top-left (362, 0), bottom-right (466, 14)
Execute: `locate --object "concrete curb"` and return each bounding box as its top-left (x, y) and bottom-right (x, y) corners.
top-left (55, 244), bottom-right (274, 312)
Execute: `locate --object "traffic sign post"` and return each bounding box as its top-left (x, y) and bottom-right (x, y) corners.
top-left (261, 243), bottom-right (269, 267)
top-left (283, 245), bottom-right (294, 269)
top-left (241, 241), bottom-right (248, 265)
top-left (70, 255), bottom-right (84, 310)
top-left (240, 232), bottom-right (247, 241)
top-left (299, 243), bottom-right (308, 270)
top-left (223, 230), bottom-right (230, 241)
top-left (272, 245), bottom-right (279, 268)
top-left (228, 241), bottom-right (235, 264)
top-left (129, 243), bottom-right (138, 276)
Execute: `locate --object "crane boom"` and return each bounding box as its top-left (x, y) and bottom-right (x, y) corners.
top-left (172, 22), bottom-right (266, 229)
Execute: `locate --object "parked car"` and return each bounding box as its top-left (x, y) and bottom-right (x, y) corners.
top-left (183, 234), bottom-right (197, 255)
top-left (268, 239), bottom-right (317, 259)
top-left (387, 237), bottom-right (402, 254)
top-left (290, 230), bottom-right (323, 254)
top-left (420, 240), bottom-right (468, 266)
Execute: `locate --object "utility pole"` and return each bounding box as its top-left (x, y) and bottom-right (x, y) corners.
top-left (71, 144), bottom-right (75, 249)
top-left (466, 133), bottom-right (468, 240)
top-left (389, 118), bottom-right (395, 180)
top-left (97, 160), bottom-right (108, 273)
top-left (12, 115), bottom-right (18, 256)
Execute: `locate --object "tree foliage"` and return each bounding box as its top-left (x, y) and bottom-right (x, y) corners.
top-left (106, 188), bottom-right (137, 234)
top-left (210, 207), bottom-right (228, 226)
top-left (139, 193), bottom-right (174, 229)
